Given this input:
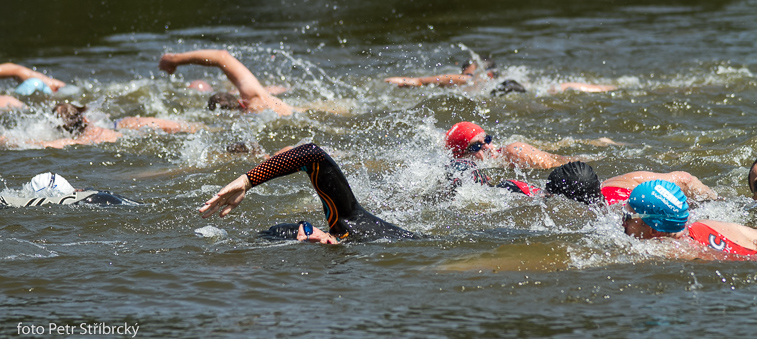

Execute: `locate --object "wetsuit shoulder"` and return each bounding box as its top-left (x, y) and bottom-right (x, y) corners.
top-left (601, 186), bottom-right (630, 205)
top-left (496, 180), bottom-right (541, 196)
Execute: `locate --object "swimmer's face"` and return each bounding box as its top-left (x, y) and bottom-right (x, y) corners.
top-left (621, 205), bottom-right (655, 239)
top-left (749, 162), bottom-right (757, 200)
top-left (467, 132), bottom-right (496, 160)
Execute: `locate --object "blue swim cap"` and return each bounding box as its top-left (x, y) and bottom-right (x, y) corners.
top-left (15, 78), bottom-right (53, 95)
top-left (628, 180), bottom-right (689, 233)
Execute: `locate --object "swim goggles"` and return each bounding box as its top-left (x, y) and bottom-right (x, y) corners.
top-left (300, 221), bottom-right (313, 241)
top-left (621, 208), bottom-right (666, 222)
top-left (467, 135), bottom-right (492, 153)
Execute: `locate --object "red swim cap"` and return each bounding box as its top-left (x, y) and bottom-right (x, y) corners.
top-left (445, 122), bottom-right (485, 158)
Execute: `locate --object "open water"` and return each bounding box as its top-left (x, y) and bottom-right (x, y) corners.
top-left (2, 0), bottom-right (757, 337)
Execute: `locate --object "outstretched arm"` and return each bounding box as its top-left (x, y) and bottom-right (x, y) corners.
top-left (0, 95), bottom-right (25, 110)
top-left (159, 50), bottom-right (292, 116)
top-left (385, 74), bottom-right (472, 87)
top-left (199, 174), bottom-right (251, 218)
top-left (200, 143), bottom-right (334, 218)
top-left (555, 82), bottom-right (617, 93)
top-left (501, 142), bottom-right (571, 169)
top-left (116, 117), bottom-right (205, 133)
top-left (0, 63), bottom-right (65, 91)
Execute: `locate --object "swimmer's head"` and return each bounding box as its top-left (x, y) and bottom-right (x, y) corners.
top-left (208, 92), bottom-right (242, 111)
top-left (225, 141), bottom-right (267, 156)
top-left (30, 172), bottom-right (76, 195)
top-left (445, 122), bottom-right (486, 158)
top-left (53, 102), bottom-right (87, 135)
top-left (189, 80), bottom-right (213, 93)
top-left (226, 142), bottom-right (250, 154)
top-left (748, 157), bottom-right (757, 200)
top-left (15, 78), bottom-right (53, 96)
top-left (491, 79), bottom-right (526, 97)
top-left (546, 161), bottom-right (603, 205)
top-left (627, 180), bottom-right (689, 233)
top-left (461, 56), bottom-right (498, 78)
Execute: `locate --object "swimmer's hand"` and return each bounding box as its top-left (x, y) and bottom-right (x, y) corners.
top-left (199, 174), bottom-right (252, 218)
top-left (158, 54), bottom-right (178, 74)
top-left (384, 77), bottom-right (422, 87)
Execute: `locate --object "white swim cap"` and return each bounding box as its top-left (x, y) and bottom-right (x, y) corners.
top-left (30, 173), bottom-right (75, 195)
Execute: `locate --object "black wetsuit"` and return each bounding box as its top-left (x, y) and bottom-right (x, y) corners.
top-left (252, 143), bottom-right (415, 243)
top-left (0, 190), bottom-right (142, 208)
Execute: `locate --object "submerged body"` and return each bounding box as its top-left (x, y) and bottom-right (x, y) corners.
top-left (0, 190), bottom-right (142, 208)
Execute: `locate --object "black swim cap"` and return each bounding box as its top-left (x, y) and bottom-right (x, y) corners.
top-left (546, 161), bottom-right (603, 204)
top-left (491, 79), bottom-right (526, 97)
top-left (226, 142), bottom-right (250, 154)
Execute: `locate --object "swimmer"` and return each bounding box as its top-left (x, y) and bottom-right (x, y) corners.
top-left (546, 161), bottom-right (719, 205)
top-left (159, 49), bottom-right (296, 116)
top-left (9, 103), bottom-right (207, 149)
top-left (385, 56), bottom-right (500, 88)
top-left (0, 172), bottom-right (141, 208)
top-left (199, 143), bottom-right (416, 244)
top-left (622, 180), bottom-right (757, 260)
top-left (445, 121), bottom-right (612, 169)
top-left (0, 62), bottom-right (67, 110)
top-left (384, 57), bottom-right (616, 94)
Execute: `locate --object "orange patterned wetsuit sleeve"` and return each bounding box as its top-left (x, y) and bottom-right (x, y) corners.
top-left (246, 143), bottom-right (415, 242)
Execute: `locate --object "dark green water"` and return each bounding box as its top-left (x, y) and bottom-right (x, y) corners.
top-left (2, 0), bottom-right (757, 337)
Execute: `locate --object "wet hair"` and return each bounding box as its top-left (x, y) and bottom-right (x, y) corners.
top-left (491, 79), bottom-right (527, 97)
top-left (461, 55), bottom-right (497, 74)
top-left (226, 142), bottom-right (250, 154)
top-left (208, 92), bottom-right (242, 111)
top-left (53, 103), bottom-right (87, 136)
top-left (749, 157), bottom-right (757, 193)
top-left (546, 161), bottom-right (603, 205)
top-left (225, 141), bottom-right (267, 156)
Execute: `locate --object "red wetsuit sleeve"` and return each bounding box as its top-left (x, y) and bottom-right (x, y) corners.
top-left (688, 222), bottom-right (757, 257)
top-left (601, 186), bottom-right (631, 205)
top-left (505, 180), bottom-right (541, 196)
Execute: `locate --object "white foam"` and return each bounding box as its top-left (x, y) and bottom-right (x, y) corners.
top-left (194, 225), bottom-right (229, 240)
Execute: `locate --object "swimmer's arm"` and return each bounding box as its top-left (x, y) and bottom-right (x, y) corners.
top-left (117, 117), bottom-right (205, 133)
top-left (200, 174), bottom-right (251, 218)
top-left (35, 138), bottom-right (80, 149)
top-left (0, 63), bottom-right (65, 91)
top-left (159, 51), bottom-right (267, 101)
top-left (658, 171), bottom-right (719, 201)
top-left (555, 82), bottom-right (617, 93)
top-left (605, 171), bottom-right (718, 201)
top-left (0, 95), bottom-right (25, 110)
top-left (384, 74), bottom-right (472, 87)
top-left (200, 144), bottom-right (327, 218)
top-left (501, 142), bottom-right (570, 169)
top-left (159, 50), bottom-right (293, 116)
